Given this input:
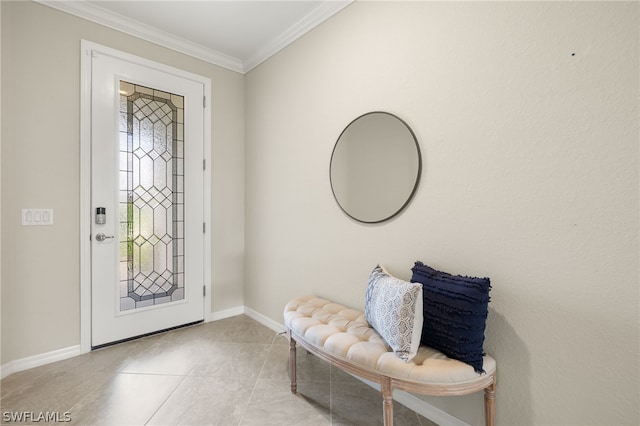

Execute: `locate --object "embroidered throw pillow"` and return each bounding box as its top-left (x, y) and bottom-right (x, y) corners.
top-left (364, 265), bottom-right (423, 362)
top-left (411, 261), bottom-right (491, 373)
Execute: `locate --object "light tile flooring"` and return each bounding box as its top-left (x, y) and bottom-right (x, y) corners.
top-left (1, 315), bottom-right (435, 426)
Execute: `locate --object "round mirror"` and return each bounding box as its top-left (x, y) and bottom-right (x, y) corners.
top-left (330, 112), bottom-right (421, 223)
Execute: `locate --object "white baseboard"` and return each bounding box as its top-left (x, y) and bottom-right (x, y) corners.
top-left (354, 375), bottom-right (470, 426)
top-left (395, 391), bottom-right (470, 426)
top-left (243, 306), bottom-right (286, 334)
top-left (1, 345), bottom-right (81, 380)
top-left (208, 305), bottom-right (245, 322)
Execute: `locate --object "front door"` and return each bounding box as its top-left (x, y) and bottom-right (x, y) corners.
top-left (90, 50), bottom-right (205, 347)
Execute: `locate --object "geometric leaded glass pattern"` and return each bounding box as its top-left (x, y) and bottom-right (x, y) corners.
top-left (119, 81), bottom-right (185, 311)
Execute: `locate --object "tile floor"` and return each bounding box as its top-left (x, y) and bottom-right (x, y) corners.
top-left (1, 315), bottom-right (435, 425)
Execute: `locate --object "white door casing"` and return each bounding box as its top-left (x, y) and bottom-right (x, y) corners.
top-left (80, 41), bottom-right (212, 350)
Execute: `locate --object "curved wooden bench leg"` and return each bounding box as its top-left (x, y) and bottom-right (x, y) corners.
top-left (381, 376), bottom-right (394, 426)
top-left (288, 329), bottom-right (297, 394)
top-left (484, 378), bottom-right (496, 426)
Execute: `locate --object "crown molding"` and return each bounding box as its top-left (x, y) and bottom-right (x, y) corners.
top-left (35, 0), bottom-right (352, 74)
top-left (35, 0), bottom-right (244, 73)
top-left (243, 1), bottom-right (353, 73)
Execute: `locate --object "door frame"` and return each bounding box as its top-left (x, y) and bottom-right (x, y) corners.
top-left (79, 40), bottom-right (212, 353)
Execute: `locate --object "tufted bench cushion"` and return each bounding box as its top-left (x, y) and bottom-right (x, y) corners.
top-left (284, 294), bottom-right (497, 426)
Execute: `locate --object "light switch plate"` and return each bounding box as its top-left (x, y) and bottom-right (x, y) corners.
top-left (22, 208), bottom-right (54, 226)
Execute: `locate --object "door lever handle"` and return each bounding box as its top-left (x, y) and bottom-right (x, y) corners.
top-left (95, 233), bottom-right (115, 242)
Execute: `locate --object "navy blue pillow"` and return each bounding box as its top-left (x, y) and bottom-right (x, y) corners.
top-left (411, 261), bottom-right (491, 373)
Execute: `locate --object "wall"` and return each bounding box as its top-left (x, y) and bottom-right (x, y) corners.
top-left (245, 2), bottom-right (639, 425)
top-left (0, 1), bottom-right (245, 364)
top-left (0, 0), bottom-right (3, 370)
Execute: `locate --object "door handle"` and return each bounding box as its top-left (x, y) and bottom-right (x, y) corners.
top-left (95, 233), bottom-right (115, 242)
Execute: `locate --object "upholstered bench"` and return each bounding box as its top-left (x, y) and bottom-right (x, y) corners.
top-left (284, 295), bottom-right (497, 426)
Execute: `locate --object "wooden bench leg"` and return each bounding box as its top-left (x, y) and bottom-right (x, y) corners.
top-left (381, 376), bottom-right (394, 426)
top-left (484, 378), bottom-right (496, 426)
top-left (288, 329), bottom-right (297, 394)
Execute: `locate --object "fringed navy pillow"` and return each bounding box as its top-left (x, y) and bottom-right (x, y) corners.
top-left (411, 261), bottom-right (491, 373)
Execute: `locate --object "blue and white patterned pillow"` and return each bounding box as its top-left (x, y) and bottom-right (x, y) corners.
top-left (365, 265), bottom-right (423, 362)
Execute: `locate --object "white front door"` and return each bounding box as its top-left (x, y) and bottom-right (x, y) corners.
top-left (90, 49), bottom-right (205, 347)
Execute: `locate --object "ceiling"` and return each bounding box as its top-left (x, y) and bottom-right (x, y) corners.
top-left (37, 0), bottom-right (352, 73)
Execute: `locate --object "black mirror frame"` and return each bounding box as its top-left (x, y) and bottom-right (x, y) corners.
top-left (329, 111), bottom-right (422, 224)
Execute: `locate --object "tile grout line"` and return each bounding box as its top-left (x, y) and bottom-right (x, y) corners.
top-left (209, 315), bottom-right (253, 426)
top-left (329, 364), bottom-right (334, 425)
top-left (144, 316), bottom-right (239, 425)
top-left (143, 373), bottom-right (189, 426)
top-left (235, 332), bottom-right (281, 426)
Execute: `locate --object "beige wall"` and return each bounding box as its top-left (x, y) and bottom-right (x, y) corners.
top-left (0, 2), bottom-right (245, 362)
top-left (245, 2), bottom-right (639, 425)
top-left (2, 1), bottom-right (639, 425)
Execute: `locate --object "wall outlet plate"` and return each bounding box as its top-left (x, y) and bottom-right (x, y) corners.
top-left (22, 209), bottom-right (54, 226)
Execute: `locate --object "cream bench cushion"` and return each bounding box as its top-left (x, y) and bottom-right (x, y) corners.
top-left (284, 294), bottom-right (497, 426)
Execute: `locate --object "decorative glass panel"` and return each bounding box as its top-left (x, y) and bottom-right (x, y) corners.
top-left (119, 81), bottom-right (184, 312)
